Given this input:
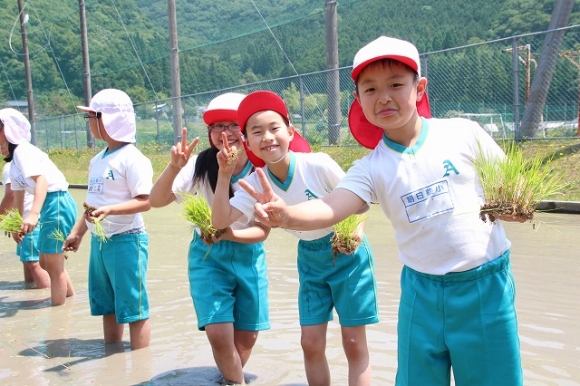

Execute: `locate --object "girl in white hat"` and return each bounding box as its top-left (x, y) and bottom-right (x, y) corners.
top-left (0, 108), bottom-right (77, 306)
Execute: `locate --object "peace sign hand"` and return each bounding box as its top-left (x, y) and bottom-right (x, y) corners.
top-left (170, 127), bottom-right (199, 169)
top-left (238, 168), bottom-right (289, 228)
top-left (216, 132), bottom-right (241, 176)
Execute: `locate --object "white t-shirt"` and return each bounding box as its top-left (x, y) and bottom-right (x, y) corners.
top-left (9, 142), bottom-right (69, 194)
top-left (86, 144), bottom-right (152, 237)
top-left (338, 117), bottom-right (511, 275)
top-left (2, 162), bottom-right (34, 217)
top-left (231, 151), bottom-right (345, 241)
top-left (172, 153), bottom-right (255, 232)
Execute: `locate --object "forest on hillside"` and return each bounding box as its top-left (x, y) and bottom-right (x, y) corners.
top-left (0, 0), bottom-right (579, 117)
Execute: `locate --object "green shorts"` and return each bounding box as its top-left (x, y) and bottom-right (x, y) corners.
top-left (397, 251), bottom-right (522, 385)
top-left (38, 191), bottom-right (77, 254)
top-left (88, 232), bottom-right (149, 324)
top-left (17, 226), bottom-right (40, 262)
top-left (188, 233), bottom-right (270, 331)
top-left (297, 233), bottom-right (379, 327)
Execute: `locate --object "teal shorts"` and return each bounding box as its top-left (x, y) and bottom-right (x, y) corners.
top-left (88, 232), bottom-right (150, 324)
top-left (38, 191), bottom-right (77, 254)
top-left (188, 233), bottom-right (270, 331)
top-left (297, 233), bottom-right (379, 327)
top-left (16, 226), bottom-right (40, 262)
top-left (397, 251), bottom-right (522, 386)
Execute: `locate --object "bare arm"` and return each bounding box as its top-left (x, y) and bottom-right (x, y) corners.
top-left (20, 175), bottom-right (48, 234)
top-left (212, 132), bottom-right (244, 229)
top-left (0, 182), bottom-right (14, 214)
top-left (242, 168), bottom-right (367, 230)
top-left (63, 216), bottom-right (89, 252)
top-left (90, 194), bottom-right (151, 222)
top-left (150, 127), bottom-right (199, 208)
top-left (212, 221), bottom-right (270, 244)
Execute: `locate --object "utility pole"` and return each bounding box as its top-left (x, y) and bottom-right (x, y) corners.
top-left (17, 0), bottom-right (36, 145)
top-left (506, 44), bottom-right (537, 103)
top-left (79, 0), bottom-right (94, 149)
top-left (559, 50), bottom-right (580, 137)
top-left (168, 0), bottom-right (182, 144)
top-left (325, 0), bottom-right (340, 145)
top-left (519, 0), bottom-right (573, 139)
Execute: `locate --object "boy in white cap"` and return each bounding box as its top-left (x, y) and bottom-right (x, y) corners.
top-left (0, 108), bottom-right (76, 306)
top-left (212, 90), bottom-right (379, 386)
top-left (245, 37), bottom-right (524, 385)
top-left (149, 92), bottom-right (270, 384)
top-left (64, 89), bottom-right (153, 350)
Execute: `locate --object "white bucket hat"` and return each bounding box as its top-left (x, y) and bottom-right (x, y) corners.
top-left (0, 108), bottom-right (31, 144)
top-left (77, 89), bottom-right (136, 143)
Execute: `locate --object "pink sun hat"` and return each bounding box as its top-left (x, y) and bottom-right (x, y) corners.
top-left (237, 90), bottom-right (311, 167)
top-left (77, 89), bottom-right (137, 143)
top-left (0, 108), bottom-right (31, 144)
top-left (348, 36), bottom-right (432, 149)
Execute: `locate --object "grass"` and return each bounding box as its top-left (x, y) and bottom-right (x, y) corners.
top-left (475, 142), bottom-right (567, 222)
top-left (7, 138), bottom-right (579, 201)
top-left (179, 192), bottom-right (226, 246)
top-left (0, 208), bottom-right (23, 233)
top-left (330, 213), bottom-right (368, 260)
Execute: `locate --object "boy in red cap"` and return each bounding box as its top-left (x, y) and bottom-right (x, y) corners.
top-left (246, 37), bottom-right (524, 385)
top-left (212, 90), bottom-right (379, 386)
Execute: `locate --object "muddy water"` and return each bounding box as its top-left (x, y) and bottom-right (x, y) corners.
top-left (0, 188), bottom-right (578, 385)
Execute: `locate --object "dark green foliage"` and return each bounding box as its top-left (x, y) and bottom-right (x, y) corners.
top-left (0, 0), bottom-right (578, 117)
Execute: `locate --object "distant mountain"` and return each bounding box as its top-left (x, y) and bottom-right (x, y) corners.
top-left (0, 0), bottom-right (577, 115)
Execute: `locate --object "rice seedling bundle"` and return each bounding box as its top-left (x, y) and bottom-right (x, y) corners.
top-left (83, 202), bottom-right (108, 243)
top-left (475, 142), bottom-right (566, 223)
top-left (49, 229), bottom-right (69, 259)
top-left (0, 208), bottom-right (23, 233)
top-left (330, 213), bottom-right (368, 260)
top-left (180, 192), bottom-right (226, 245)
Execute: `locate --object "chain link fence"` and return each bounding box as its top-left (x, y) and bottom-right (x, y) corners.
top-left (31, 26), bottom-right (580, 152)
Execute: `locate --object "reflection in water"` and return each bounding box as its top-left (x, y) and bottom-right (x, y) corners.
top-left (0, 188), bottom-right (578, 385)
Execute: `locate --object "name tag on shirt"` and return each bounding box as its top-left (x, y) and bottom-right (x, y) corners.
top-left (402, 180), bottom-right (454, 223)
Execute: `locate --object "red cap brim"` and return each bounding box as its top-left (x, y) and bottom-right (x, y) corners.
top-left (244, 131), bottom-right (311, 167)
top-left (348, 92), bottom-right (431, 149)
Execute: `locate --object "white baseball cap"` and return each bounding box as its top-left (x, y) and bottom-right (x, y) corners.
top-left (351, 36), bottom-right (421, 81)
top-left (349, 36), bottom-right (431, 149)
top-left (77, 88), bottom-right (136, 143)
top-left (203, 92), bottom-right (246, 125)
top-left (0, 108), bottom-right (31, 144)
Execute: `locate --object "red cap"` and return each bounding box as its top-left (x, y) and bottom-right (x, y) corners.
top-left (238, 91), bottom-right (311, 167)
top-left (348, 93), bottom-right (431, 149)
top-left (349, 36), bottom-right (431, 149)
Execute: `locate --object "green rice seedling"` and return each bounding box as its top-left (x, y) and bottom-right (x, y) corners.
top-left (179, 192), bottom-right (226, 246)
top-left (475, 142), bottom-right (567, 224)
top-left (82, 202), bottom-right (109, 243)
top-left (49, 229), bottom-right (69, 259)
top-left (0, 208), bottom-right (23, 233)
top-left (330, 213), bottom-right (368, 261)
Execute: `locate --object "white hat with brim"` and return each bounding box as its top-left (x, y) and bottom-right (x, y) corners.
top-left (0, 108), bottom-right (31, 144)
top-left (77, 89), bottom-right (136, 143)
top-left (349, 36), bottom-right (432, 149)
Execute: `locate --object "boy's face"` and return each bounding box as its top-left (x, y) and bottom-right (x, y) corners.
top-left (354, 62), bottom-right (426, 132)
top-left (245, 110), bottom-right (294, 164)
